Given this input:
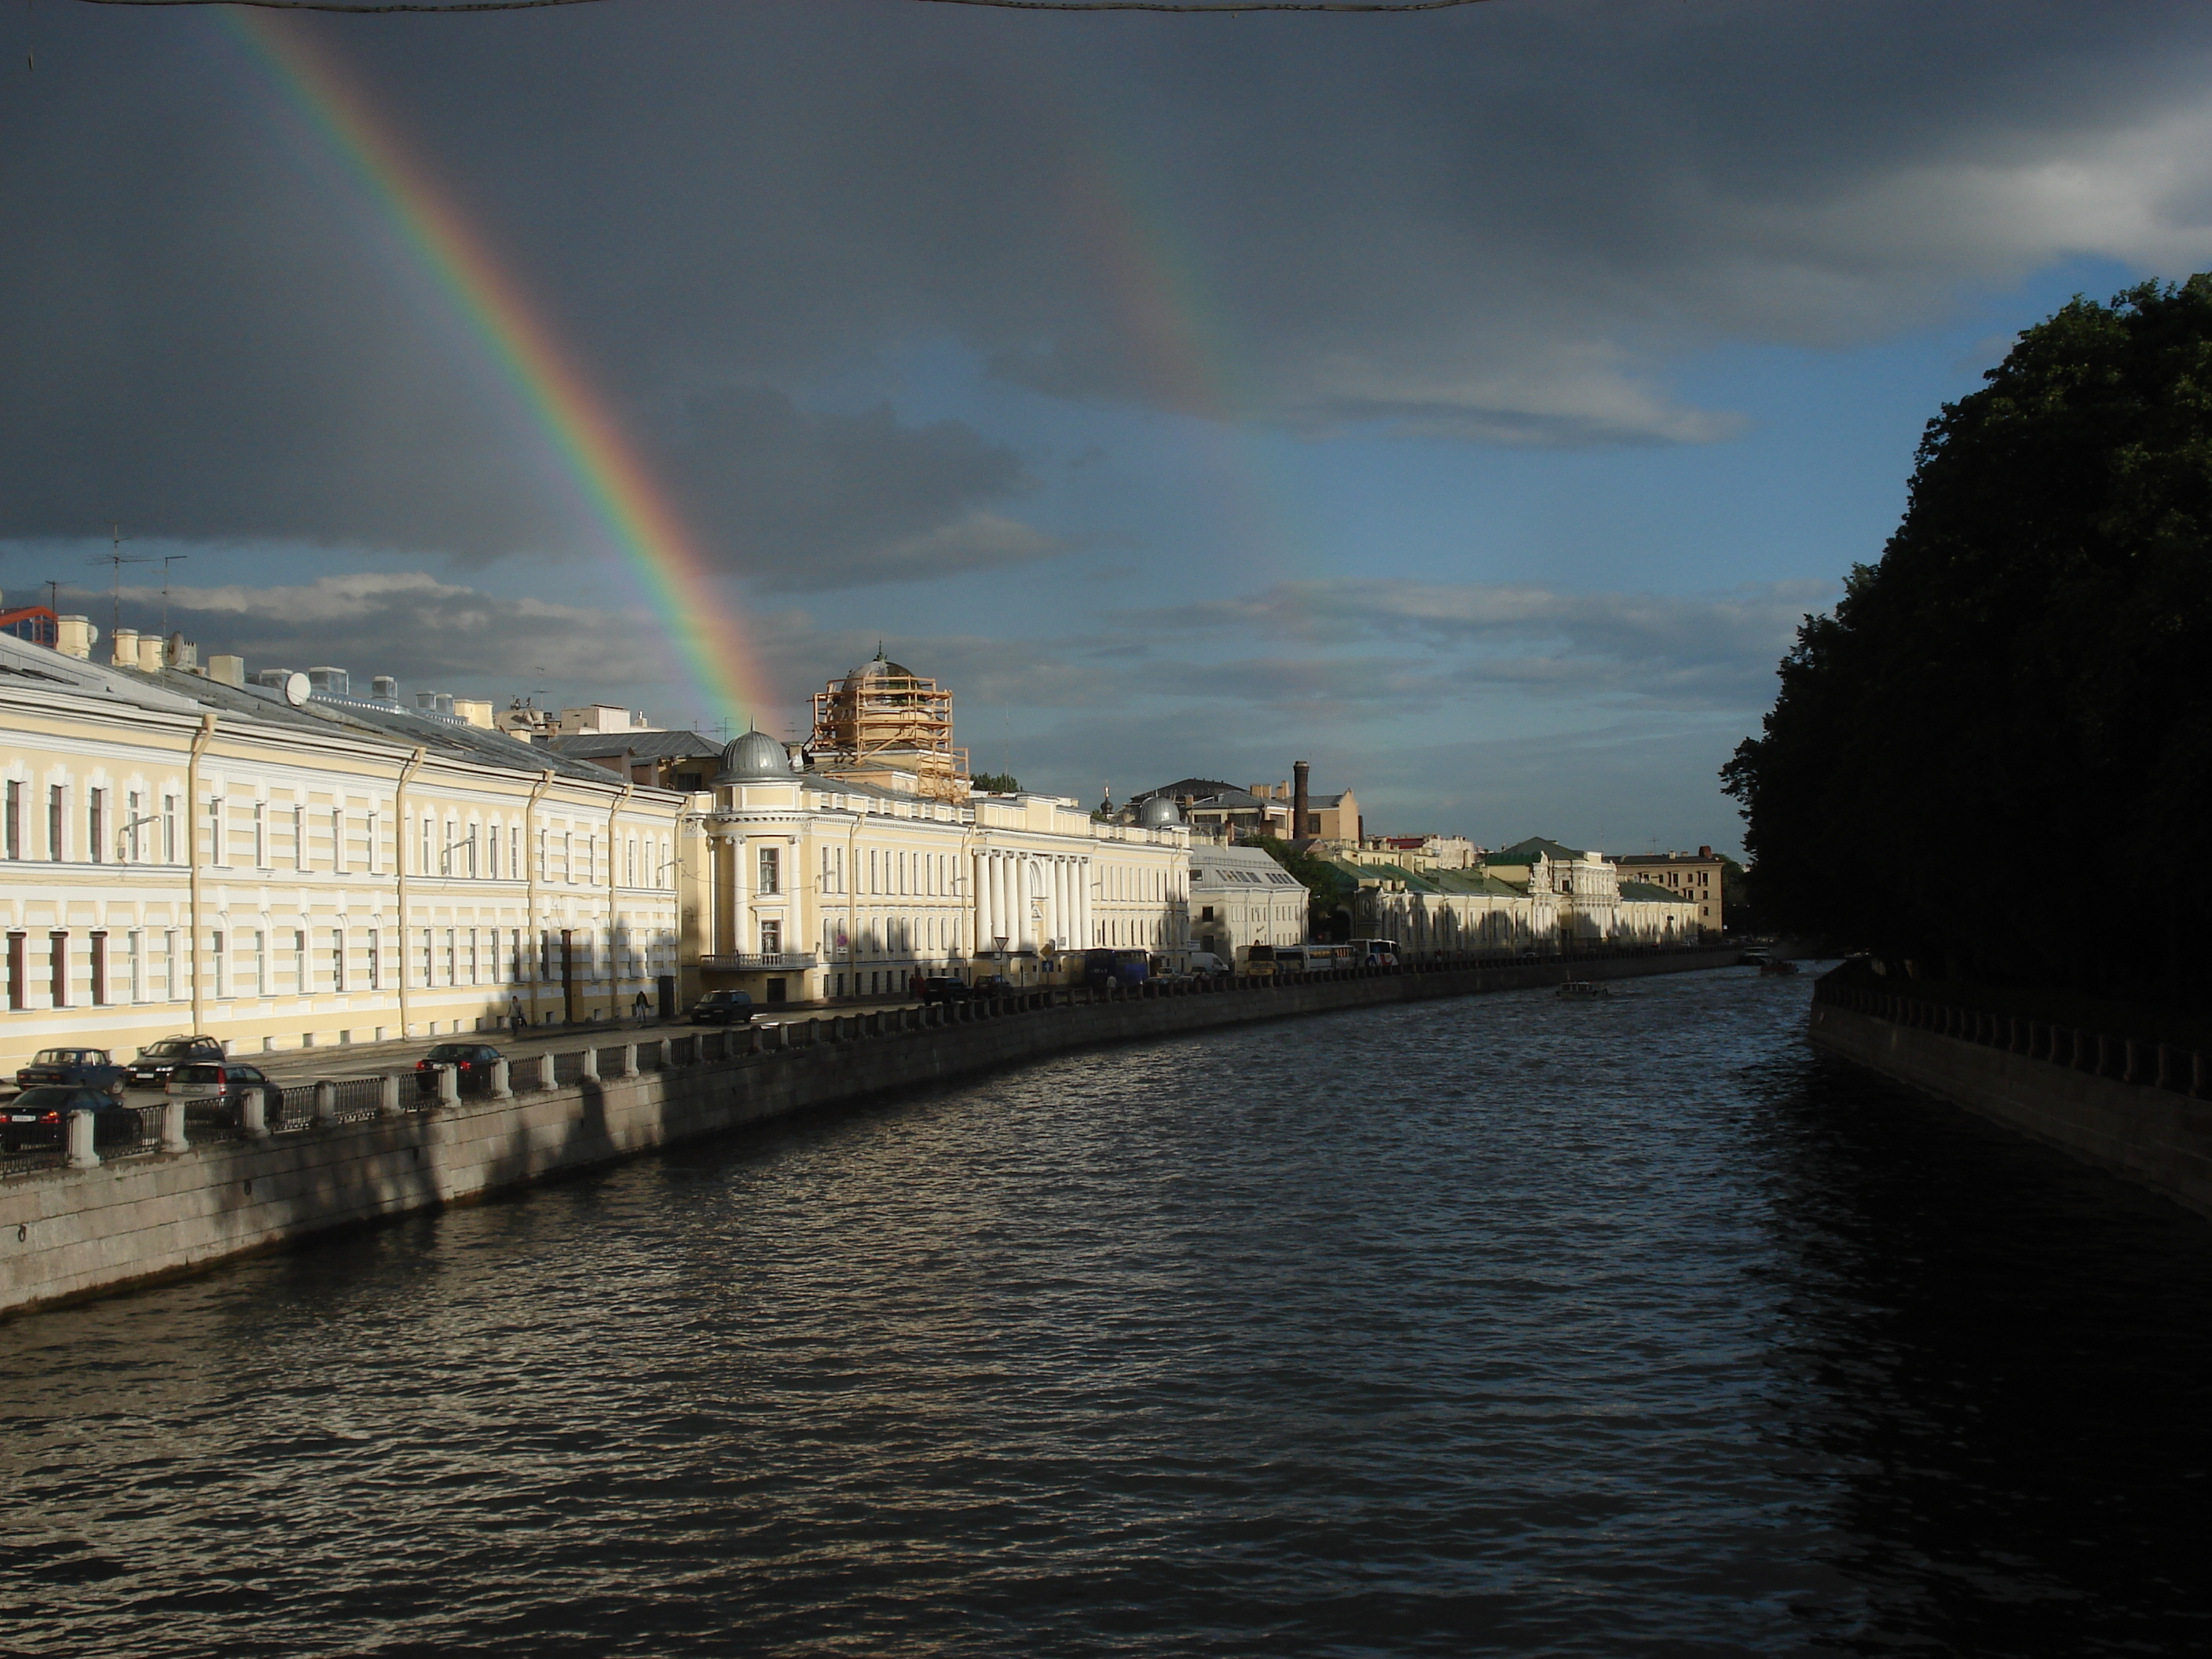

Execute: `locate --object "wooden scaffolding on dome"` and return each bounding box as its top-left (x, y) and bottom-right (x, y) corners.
top-left (807, 650), bottom-right (972, 801)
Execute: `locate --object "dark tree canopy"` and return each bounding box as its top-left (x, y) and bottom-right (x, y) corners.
top-left (1723, 275), bottom-right (2212, 1000)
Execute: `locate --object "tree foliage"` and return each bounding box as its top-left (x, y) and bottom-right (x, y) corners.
top-left (1247, 834), bottom-right (1353, 935)
top-left (1723, 276), bottom-right (2212, 999)
top-left (970, 771), bottom-right (1020, 794)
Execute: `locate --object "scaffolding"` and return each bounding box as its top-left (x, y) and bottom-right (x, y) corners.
top-left (808, 650), bottom-right (970, 800)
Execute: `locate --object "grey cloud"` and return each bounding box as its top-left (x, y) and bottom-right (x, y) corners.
top-left (6, 2), bottom-right (2212, 569)
top-left (130, 572), bottom-right (670, 694)
top-left (1123, 577), bottom-right (1833, 708)
top-left (658, 388), bottom-right (1067, 588)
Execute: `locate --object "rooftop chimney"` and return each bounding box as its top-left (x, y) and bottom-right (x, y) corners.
top-left (1698, 844), bottom-right (1713, 858)
top-left (208, 654), bottom-right (246, 688)
top-left (55, 615), bottom-right (97, 660)
top-left (110, 628), bottom-right (140, 669)
top-left (1292, 759), bottom-right (1312, 840)
top-left (372, 676), bottom-right (399, 703)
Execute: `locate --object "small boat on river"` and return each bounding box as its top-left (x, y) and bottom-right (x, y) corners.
top-left (1555, 980), bottom-right (1611, 1000)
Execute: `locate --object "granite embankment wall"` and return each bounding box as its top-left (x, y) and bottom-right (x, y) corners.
top-left (1809, 979), bottom-right (2212, 1221)
top-left (1, 947), bottom-right (1733, 1317)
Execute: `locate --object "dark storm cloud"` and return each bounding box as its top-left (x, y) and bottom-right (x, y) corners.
top-left (658, 387), bottom-right (1065, 588)
top-left (5, 1), bottom-right (2212, 563)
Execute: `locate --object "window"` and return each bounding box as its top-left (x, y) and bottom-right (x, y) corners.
top-left (563, 831), bottom-right (573, 883)
top-left (49, 784), bottom-right (65, 861)
top-left (127, 929), bottom-right (143, 1003)
top-left (422, 928), bottom-right (434, 987)
top-left (588, 833), bottom-right (598, 884)
top-left (760, 919), bottom-right (782, 954)
top-left (466, 826), bottom-right (478, 879)
top-left (758, 845), bottom-right (781, 895)
top-left (5, 932), bottom-right (21, 1010)
top-left (49, 931), bottom-right (67, 1008)
top-left (511, 826), bottom-right (521, 881)
top-left (295, 804), bottom-right (308, 871)
top-left (445, 928), bottom-right (457, 986)
top-left (2, 779), bottom-right (17, 859)
top-left (212, 929), bottom-right (228, 999)
top-left (365, 809), bottom-right (378, 875)
top-left (489, 824), bottom-right (500, 880)
top-left (163, 795), bottom-right (177, 864)
top-left (468, 928), bottom-right (479, 984)
top-left (366, 925), bottom-right (381, 991)
top-left (162, 929), bottom-right (178, 1001)
top-left (294, 928), bottom-right (309, 993)
top-left (88, 788), bottom-right (106, 865)
top-left (421, 816), bottom-right (433, 876)
top-left (90, 931), bottom-right (107, 1005)
top-left (254, 931), bottom-right (268, 996)
top-left (333, 928), bottom-right (347, 994)
top-left (331, 807), bottom-right (345, 874)
top-left (125, 791), bottom-right (143, 862)
top-left (253, 800), bottom-right (267, 868)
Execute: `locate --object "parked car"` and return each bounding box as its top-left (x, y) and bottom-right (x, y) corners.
top-left (165, 1062), bottom-right (273, 1126)
top-left (127, 1035), bottom-right (226, 1089)
top-left (972, 974), bottom-right (1016, 996)
top-left (13, 1047), bottom-right (127, 1096)
top-left (1186, 951), bottom-right (1234, 980)
top-left (689, 989), bottom-right (756, 1025)
top-left (1, 1086), bottom-right (143, 1153)
top-left (919, 976), bottom-right (973, 1004)
top-left (415, 1042), bottom-right (504, 1097)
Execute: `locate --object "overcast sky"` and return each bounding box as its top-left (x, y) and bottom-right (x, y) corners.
top-left (7, 0), bottom-right (2212, 853)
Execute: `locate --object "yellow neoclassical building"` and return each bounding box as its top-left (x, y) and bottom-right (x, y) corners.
top-left (0, 630), bottom-right (685, 1072)
top-left (683, 690), bottom-right (1192, 1005)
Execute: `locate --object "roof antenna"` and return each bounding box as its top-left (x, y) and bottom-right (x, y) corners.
top-left (91, 523), bottom-right (152, 642)
top-left (159, 553), bottom-right (188, 639)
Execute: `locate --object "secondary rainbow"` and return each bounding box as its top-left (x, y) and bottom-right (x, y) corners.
top-left (219, 11), bottom-right (770, 729)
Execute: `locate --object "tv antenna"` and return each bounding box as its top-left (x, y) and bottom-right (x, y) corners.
top-left (90, 525), bottom-right (152, 641)
top-left (159, 553), bottom-right (189, 639)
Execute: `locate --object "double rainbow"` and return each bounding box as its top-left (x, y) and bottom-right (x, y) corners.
top-left (222, 12), bottom-right (770, 730)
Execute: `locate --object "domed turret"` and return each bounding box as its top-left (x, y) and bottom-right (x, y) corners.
top-left (1139, 794), bottom-right (1185, 828)
top-left (711, 729), bottom-right (793, 785)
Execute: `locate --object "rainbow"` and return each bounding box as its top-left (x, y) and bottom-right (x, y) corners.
top-left (217, 11), bottom-right (771, 730)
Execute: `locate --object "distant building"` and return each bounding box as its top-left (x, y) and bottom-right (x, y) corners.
top-left (548, 730), bottom-right (726, 794)
top-left (689, 652), bottom-right (1190, 1005)
top-left (1127, 779), bottom-right (1291, 842)
top-left (1188, 843), bottom-right (1307, 962)
top-left (0, 629), bottom-right (685, 1071)
top-left (1350, 834), bottom-right (1481, 872)
top-left (1613, 847), bottom-right (1726, 935)
top-left (1340, 836), bottom-right (1699, 955)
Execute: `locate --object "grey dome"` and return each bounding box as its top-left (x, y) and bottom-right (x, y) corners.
top-left (711, 729), bottom-right (792, 784)
top-left (1139, 794), bottom-right (1185, 827)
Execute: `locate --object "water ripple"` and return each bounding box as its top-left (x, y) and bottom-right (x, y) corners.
top-left (4, 970), bottom-right (2211, 1656)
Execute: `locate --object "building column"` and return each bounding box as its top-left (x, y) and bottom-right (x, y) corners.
top-left (972, 848), bottom-right (991, 955)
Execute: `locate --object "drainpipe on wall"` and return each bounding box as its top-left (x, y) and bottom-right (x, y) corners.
top-left (393, 746), bottom-right (426, 1038)
top-left (522, 767), bottom-right (554, 1027)
top-left (185, 712), bottom-right (218, 1038)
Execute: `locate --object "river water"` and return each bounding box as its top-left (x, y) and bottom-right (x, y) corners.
top-left (5, 968), bottom-right (2210, 1657)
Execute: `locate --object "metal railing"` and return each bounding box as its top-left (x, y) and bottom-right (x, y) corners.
top-left (5, 943), bottom-right (1724, 1180)
top-left (1814, 975), bottom-right (2212, 1100)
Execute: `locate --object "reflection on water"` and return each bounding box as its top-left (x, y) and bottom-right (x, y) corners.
top-left (3, 969), bottom-right (2210, 1656)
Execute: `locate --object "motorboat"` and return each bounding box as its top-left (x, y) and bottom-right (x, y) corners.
top-left (1555, 980), bottom-right (1611, 1000)
top-left (1758, 958), bottom-right (1799, 976)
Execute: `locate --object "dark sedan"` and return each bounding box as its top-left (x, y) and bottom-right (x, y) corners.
top-left (13, 1048), bottom-right (127, 1096)
top-left (416, 1042), bottom-right (504, 1097)
top-left (918, 976), bottom-right (972, 1004)
top-left (2, 1087), bottom-right (143, 1153)
top-left (127, 1035), bottom-right (226, 1089)
top-left (688, 990), bottom-right (755, 1025)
